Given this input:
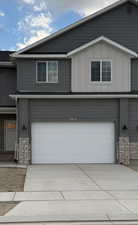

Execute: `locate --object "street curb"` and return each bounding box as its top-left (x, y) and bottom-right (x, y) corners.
top-left (0, 214), bottom-right (138, 223)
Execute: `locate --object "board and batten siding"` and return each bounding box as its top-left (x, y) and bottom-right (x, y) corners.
top-left (17, 59), bottom-right (71, 93)
top-left (71, 41), bottom-right (131, 93)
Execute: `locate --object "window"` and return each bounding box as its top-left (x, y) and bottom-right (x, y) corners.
top-left (37, 61), bottom-right (58, 83)
top-left (91, 61), bottom-right (111, 82)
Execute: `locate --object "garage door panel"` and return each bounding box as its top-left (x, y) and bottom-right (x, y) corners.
top-left (32, 122), bottom-right (115, 164)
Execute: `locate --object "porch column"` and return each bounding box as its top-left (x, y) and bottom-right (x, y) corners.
top-left (119, 98), bottom-right (130, 165)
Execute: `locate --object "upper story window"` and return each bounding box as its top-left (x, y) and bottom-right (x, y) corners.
top-left (36, 61), bottom-right (58, 83)
top-left (91, 60), bottom-right (111, 82)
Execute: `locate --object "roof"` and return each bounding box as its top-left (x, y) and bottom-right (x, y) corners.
top-left (11, 0), bottom-right (138, 57)
top-left (0, 51), bottom-right (14, 62)
top-left (13, 36), bottom-right (138, 58)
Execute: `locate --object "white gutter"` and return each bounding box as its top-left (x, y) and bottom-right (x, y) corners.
top-left (10, 94), bottom-right (138, 100)
top-left (13, 54), bottom-right (67, 59)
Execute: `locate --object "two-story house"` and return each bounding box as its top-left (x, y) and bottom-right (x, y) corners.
top-left (1, 0), bottom-right (138, 165)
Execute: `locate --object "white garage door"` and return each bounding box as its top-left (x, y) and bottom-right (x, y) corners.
top-left (32, 122), bottom-right (115, 164)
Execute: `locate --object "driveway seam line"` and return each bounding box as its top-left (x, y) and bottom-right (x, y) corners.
top-left (76, 164), bottom-right (102, 190)
top-left (59, 191), bottom-right (66, 200)
top-left (116, 199), bottom-right (135, 214)
top-left (12, 192), bottom-right (16, 201)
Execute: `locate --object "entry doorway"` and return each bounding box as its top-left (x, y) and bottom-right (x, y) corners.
top-left (0, 119), bottom-right (16, 162)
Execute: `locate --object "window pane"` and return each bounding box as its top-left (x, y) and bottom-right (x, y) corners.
top-left (48, 61), bottom-right (58, 83)
top-left (91, 61), bottom-right (100, 81)
top-left (37, 62), bottom-right (46, 82)
top-left (102, 61), bottom-right (111, 82)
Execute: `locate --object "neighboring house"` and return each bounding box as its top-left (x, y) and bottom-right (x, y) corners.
top-left (1, 0), bottom-right (138, 165)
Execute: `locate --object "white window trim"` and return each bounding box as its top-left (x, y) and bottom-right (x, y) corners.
top-left (36, 61), bottom-right (58, 84)
top-left (91, 60), bottom-right (112, 83)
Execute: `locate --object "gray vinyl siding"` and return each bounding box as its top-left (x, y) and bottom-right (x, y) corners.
top-left (26, 2), bottom-right (138, 54)
top-left (128, 99), bottom-right (138, 142)
top-left (0, 68), bottom-right (16, 106)
top-left (17, 59), bottom-right (71, 93)
top-left (17, 99), bottom-right (30, 138)
top-left (30, 99), bottom-right (119, 121)
top-left (19, 98), bottom-right (138, 145)
top-left (18, 99), bottom-right (119, 138)
top-left (0, 120), bottom-right (4, 152)
top-left (131, 59), bottom-right (138, 91)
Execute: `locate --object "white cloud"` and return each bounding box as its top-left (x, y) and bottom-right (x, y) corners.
top-left (37, 0), bottom-right (117, 16)
top-left (18, 13), bottom-right (52, 30)
top-left (16, 12), bottom-right (53, 49)
top-left (33, 2), bottom-right (47, 12)
top-left (21, 0), bottom-right (34, 4)
top-left (20, 0), bottom-right (118, 16)
top-left (0, 11), bottom-right (5, 17)
top-left (16, 29), bottom-right (51, 49)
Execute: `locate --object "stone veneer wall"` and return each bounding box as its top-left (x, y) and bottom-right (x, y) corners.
top-left (130, 143), bottom-right (138, 160)
top-left (119, 136), bottom-right (130, 165)
top-left (16, 138), bottom-right (31, 165)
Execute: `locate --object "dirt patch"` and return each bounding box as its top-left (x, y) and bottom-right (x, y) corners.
top-left (0, 202), bottom-right (19, 216)
top-left (129, 165), bottom-right (138, 172)
top-left (0, 168), bottom-right (26, 192)
top-left (129, 160), bottom-right (138, 172)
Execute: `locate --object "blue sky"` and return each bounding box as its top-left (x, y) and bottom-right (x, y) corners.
top-left (0, 0), bottom-right (117, 51)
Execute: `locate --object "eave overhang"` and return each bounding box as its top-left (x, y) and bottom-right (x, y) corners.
top-left (10, 94), bottom-right (138, 100)
top-left (11, 36), bottom-right (138, 59)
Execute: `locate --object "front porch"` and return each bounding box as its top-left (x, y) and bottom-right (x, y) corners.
top-left (0, 113), bottom-right (16, 163)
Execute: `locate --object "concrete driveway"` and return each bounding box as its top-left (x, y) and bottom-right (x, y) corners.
top-left (4, 164), bottom-right (138, 222)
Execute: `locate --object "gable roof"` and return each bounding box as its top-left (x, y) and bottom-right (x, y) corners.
top-left (12, 0), bottom-right (138, 57)
top-left (68, 36), bottom-right (138, 57)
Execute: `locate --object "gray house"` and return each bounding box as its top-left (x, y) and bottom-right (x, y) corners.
top-left (1, 0), bottom-right (138, 165)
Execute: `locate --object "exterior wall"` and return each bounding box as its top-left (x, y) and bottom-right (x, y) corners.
top-left (71, 41), bottom-right (131, 92)
top-left (16, 98), bottom-right (119, 165)
top-left (0, 67), bottom-right (16, 106)
top-left (128, 99), bottom-right (138, 159)
top-left (16, 99), bottom-right (31, 164)
top-left (26, 2), bottom-right (138, 54)
top-left (17, 59), bottom-right (71, 93)
top-left (131, 59), bottom-right (138, 91)
top-left (119, 99), bottom-right (129, 165)
top-left (16, 97), bottom-right (138, 165)
top-left (30, 99), bottom-right (119, 122)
